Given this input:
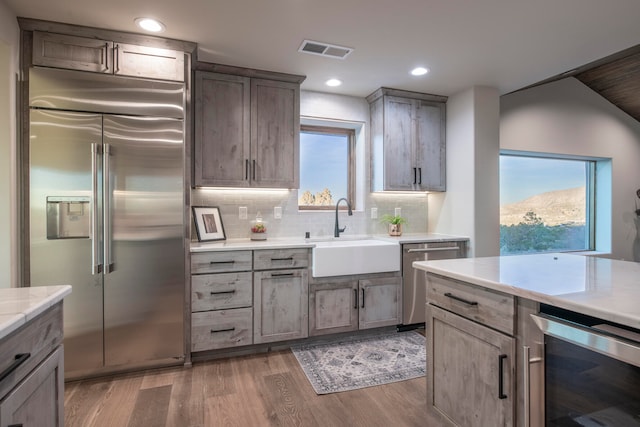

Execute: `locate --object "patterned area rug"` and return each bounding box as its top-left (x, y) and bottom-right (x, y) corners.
top-left (291, 331), bottom-right (426, 394)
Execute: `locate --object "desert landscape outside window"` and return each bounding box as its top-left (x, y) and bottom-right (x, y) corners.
top-left (500, 153), bottom-right (595, 255)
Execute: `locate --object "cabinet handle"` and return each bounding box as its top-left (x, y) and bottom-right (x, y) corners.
top-left (407, 246), bottom-right (461, 253)
top-left (252, 160), bottom-right (256, 180)
top-left (271, 257), bottom-right (294, 262)
top-left (104, 42), bottom-right (110, 71)
top-left (498, 354), bottom-right (508, 399)
top-left (418, 167), bottom-right (422, 184)
top-left (245, 159), bottom-right (249, 180)
top-left (210, 328), bottom-right (235, 333)
top-left (361, 288), bottom-right (365, 308)
top-left (114, 44), bottom-right (120, 73)
top-left (8, 424), bottom-right (23, 427)
top-left (444, 292), bottom-right (478, 306)
top-left (271, 273), bottom-right (294, 277)
top-left (354, 288), bottom-right (358, 309)
top-left (210, 290), bottom-right (236, 295)
top-left (209, 260), bottom-right (235, 265)
top-left (413, 167), bottom-right (417, 184)
top-left (523, 345), bottom-right (543, 427)
top-left (0, 353), bottom-right (31, 382)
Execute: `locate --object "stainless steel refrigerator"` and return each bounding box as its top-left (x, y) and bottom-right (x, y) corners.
top-left (28, 68), bottom-right (186, 379)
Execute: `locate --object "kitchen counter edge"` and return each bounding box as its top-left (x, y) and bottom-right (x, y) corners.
top-left (191, 233), bottom-right (469, 252)
top-left (0, 285), bottom-right (72, 340)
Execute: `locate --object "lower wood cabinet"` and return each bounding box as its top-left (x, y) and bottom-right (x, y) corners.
top-left (309, 275), bottom-right (402, 336)
top-left (427, 304), bottom-right (515, 427)
top-left (253, 269), bottom-right (309, 343)
top-left (426, 273), bottom-right (517, 427)
top-left (0, 346), bottom-right (64, 427)
top-left (0, 304), bottom-right (65, 427)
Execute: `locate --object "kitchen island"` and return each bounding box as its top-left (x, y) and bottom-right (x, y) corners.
top-left (413, 253), bottom-right (640, 427)
top-left (0, 285), bottom-right (71, 426)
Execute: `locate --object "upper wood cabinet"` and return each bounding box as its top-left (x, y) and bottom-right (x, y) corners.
top-left (194, 70), bottom-right (301, 188)
top-left (32, 31), bottom-right (185, 82)
top-left (368, 88), bottom-right (447, 192)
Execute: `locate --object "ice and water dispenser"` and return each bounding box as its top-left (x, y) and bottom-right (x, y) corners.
top-left (46, 196), bottom-right (91, 239)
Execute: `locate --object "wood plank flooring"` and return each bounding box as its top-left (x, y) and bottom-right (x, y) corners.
top-left (64, 348), bottom-right (443, 427)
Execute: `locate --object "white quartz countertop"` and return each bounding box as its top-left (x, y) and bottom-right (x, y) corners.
top-left (0, 285), bottom-right (72, 340)
top-left (413, 253), bottom-right (640, 329)
top-left (191, 233), bottom-right (469, 252)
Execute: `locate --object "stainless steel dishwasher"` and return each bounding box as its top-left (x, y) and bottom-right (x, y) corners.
top-left (401, 240), bottom-right (467, 327)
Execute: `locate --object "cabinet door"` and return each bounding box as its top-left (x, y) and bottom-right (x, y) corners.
top-left (0, 346), bottom-right (64, 427)
top-left (415, 100), bottom-right (446, 191)
top-left (382, 96), bottom-right (415, 191)
top-left (114, 43), bottom-right (184, 81)
top-left (251, 79), bottom-right (299, 188)
top-left (33, 31), bottom-right (112, 73)
top-left (253, 269), bottom-right (308, 343)
top-left (309, 280), bottom-right (358, 336)
top-left (427, 304), bottom-right (515, 427)
top-left (194, 72), bottom-right (251, 187)
top-left (358, 276), bottom-right (402, 329)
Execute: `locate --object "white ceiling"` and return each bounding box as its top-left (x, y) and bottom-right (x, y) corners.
top-left (5, 0), bottom-right (640, 98)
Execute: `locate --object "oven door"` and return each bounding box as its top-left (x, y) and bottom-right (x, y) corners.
top-left (531, 313), bottom-right (640, 426)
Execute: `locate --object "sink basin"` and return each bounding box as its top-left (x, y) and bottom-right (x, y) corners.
top-left (312, 239), bottom-right (400, 278)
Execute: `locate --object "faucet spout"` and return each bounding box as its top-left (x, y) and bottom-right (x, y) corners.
top-left (334, 198), bottom-right (353, 237)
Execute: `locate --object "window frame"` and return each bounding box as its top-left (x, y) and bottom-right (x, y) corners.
top-left (298, 125), bottom-right (356, 211)
top-left (499, 152), bottom-right (597, 255)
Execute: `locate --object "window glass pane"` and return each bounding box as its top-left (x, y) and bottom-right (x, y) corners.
top-left (299, 130), bottom-right (349, 208)
top-left (500, 155), bottom-right (592, 255)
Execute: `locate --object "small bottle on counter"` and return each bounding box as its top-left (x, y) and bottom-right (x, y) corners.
top-left (250, 212), bottom-right (268, 241)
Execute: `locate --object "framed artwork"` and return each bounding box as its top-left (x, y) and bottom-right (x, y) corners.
top-left (192, 206), bottom-right (226, 241)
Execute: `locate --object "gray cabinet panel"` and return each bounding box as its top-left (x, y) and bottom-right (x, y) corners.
top-left (194, 72), bottom-right (251, 187)
top-left (114, 43), bottom-right (184, 81)
top-left (358, 276), bottom-right (402, 329)
top-left (254, 269), bottom-right (309, 343)
top-left (309, 280), bottom-right (358, 336)
top-left (194, 71), bottom-right (300, 188)
top-left (427, 304), bottom-right (515, 427)
top-left (33, 31), bottom-right (112, 73)
top-left (369, 88), bottom-right (446, 191)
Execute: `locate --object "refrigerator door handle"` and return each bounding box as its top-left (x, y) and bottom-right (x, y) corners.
top-left (91, 143), bottom-right (102, 274)
top-left (103, 143), bottom-right (114, 273)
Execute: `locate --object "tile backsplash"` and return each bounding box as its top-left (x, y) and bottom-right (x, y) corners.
top-left (191, 188), bottom-right (428, 241)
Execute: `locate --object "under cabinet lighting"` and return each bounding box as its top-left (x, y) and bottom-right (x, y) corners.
top-left (135, 18), bottom-right (165, 33)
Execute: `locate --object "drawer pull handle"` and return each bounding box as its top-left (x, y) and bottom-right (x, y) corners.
top-left (498, 354), bottom-right (508, 399)
top-left (210, 290), bottom-right (236, 295)
top-left (271, 257), bottom-right (294, 262)
top-left (209, 260), bottom-right (235, 265)
top-left (271, 273), bottom-right (294, 277)
top-left (0, 353), bottom-right (31, 382)
top-left (444, 292), bottom-right (478, 306)
top-left (211, 328), bottom-right (235, 334)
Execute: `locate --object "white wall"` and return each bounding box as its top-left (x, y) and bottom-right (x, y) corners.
top-left (429, 86), bottom-right (500, 257)
top-left (0, 3), bottom-right (19, 288)
top-left (500, 77), bottom-right (640, 261)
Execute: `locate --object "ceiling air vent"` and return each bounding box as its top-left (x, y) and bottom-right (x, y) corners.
top-left (298, 40), bottom-right (353, 60)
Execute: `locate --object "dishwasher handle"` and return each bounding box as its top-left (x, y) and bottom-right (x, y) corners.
top-left (406, 246), bottom-right (461, 254)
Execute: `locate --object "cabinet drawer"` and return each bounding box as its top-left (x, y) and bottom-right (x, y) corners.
top-left (0, 304), bottom-right (63, 399)
top-left (191, 308), bottom-right (253, 352)
top-left (191, 251), bottom-right (252, 274)
top-left (192, 272), bottom-right (252, 311)
top-left (427, 273), bottom-right (515, 335)
top-left (254, 248), bottom-right (309, 270)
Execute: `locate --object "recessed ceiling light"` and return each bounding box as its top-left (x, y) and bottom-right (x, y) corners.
top-left (135, 18), bottom-right (165, 33)
top-left (325, 79), bottom-right (342, 87)
top-left (410, 67), bottom-right (430, 76)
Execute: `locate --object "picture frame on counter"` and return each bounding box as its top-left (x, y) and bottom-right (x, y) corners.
top-left (193, 206), bottom-right (226, 241)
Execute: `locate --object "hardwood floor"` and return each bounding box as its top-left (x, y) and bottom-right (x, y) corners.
top-left (64, 349), bottom-right (443, 427)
